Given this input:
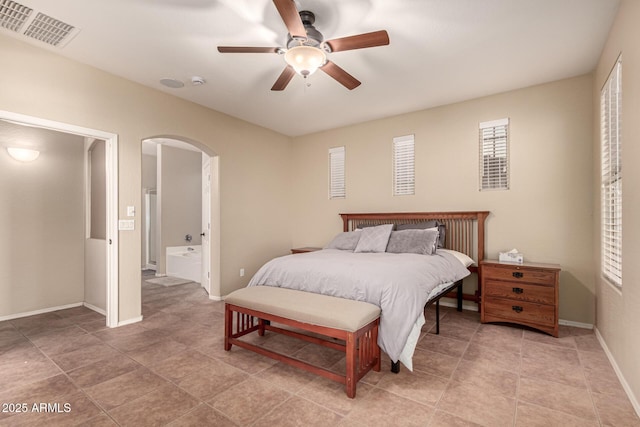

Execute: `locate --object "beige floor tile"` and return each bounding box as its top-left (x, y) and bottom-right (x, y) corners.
top-left (256, 361), bottom-right (319, 393)
top-left (438, 380), bottom-right (516, 427)
top-left (66, 353), bottom-right (141, 388)
top-left (298, 376), bottom-right (374, 416)
top-left (429, 322), bottom-right (477, 342)
top-left (417, 333), bottom-right (469, 358)
top-left (292, 342), bottom-right (345, 369)
top-left (166, 404), bottom-right (236, 427)
top-left (209, 377), bottom-right (291, 425)
top-left (451, 359), bottom-right (518, 398)
top-left (176, 358), bottom-right (248, 400)
top-left (84, 367), bottom-right (168, 410)
top-left (148, 348), bottom-right (218, 381)
top-left (108, 383), bottom-right (200, 427)
top-left (376, 367), bottom-right (449, 406)
top-left (428, 410), bottom-right (484, 426)
top-left (125, 337), bottom-right (188, 366)
top-left (345, 388), bottom-right (434, 426)
top-left (0, 374), bottom-right (78, 421)
top-left (517, 377), bottom-right (597, 421)
top-left (49, 342), bottom-right (121, 372)
top-left (1, 391), bottom-right (103, 427)
top-left (515, 401), bottom-right (599, 427)
top-left (463, 341), bottom-right (521, 373)
top-left (520, 355), bottom-right (587, 388)
top-left (412, 348), bottom-right (461, 379)
top-left (75, 413), bottom-right (118, 426)
top-left (253, 396), bottom-right (343, 427)
top-left (592, 391), bottom-right (640, 426)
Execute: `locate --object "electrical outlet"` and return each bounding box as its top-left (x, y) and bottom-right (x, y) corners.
top-left (239, 268), bottom-right (245, 277)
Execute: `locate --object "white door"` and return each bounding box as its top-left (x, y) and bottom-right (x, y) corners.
top-left (201, 154), bottom-right (211, 295)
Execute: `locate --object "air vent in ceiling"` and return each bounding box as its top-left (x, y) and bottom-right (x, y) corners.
top-left (0, 0), bottom-right (79, 47)
top-left (0, 1), bottom-right (33, 32)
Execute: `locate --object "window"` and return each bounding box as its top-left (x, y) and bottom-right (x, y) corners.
top-left (601, 56), bottom-right (622, 288)
top-left (393, 134), bottom-right (415, 196)
top-left (329, 146), bottom-right (345, 199)
top-left (479, 118), bottom-right (509, 191)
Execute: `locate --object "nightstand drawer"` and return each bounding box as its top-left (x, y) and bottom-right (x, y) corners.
top-left (484, 298), bottom-right (555, 326)
top-left (482, 265), bottom-right (557, 286)
top-left (483, 279), bottom-right (555, 305)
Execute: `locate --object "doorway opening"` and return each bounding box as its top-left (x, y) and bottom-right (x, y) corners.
top-left (141, 136), bottom-right (220, 300)
top-left (0, 110), bottom-right (119, 327)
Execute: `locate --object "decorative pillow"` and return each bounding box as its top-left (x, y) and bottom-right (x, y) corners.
top-left (354, 224), bottom-right (394, 253)
top-left (386, 229), bottom-right (439, 255)
top-left (397, 221), bottom-right (446, 248)
top-left (324, 231), bottom-right (361, 251)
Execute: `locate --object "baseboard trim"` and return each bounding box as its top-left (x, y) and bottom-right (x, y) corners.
top-left (437, 299), bottom-right (478, 312)
top-left (559, 319), bottom-right (593, 329)
top-left (117, 315), bottom-right (143, 327)
top-left (594, 327), bottom-right (640, 418)
top-left (0, 302), bottom-right (83, 322)
top-left (83, 302), bottom-right (106, 316)
top-left (208, 295), bottom-right (223, 302)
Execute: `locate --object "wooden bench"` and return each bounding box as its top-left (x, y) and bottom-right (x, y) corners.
top-left (224, 286), bottom-right (381, 398)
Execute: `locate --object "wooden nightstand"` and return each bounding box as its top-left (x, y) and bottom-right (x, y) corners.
top-left (290, 247), bottom-right (322, 254)
top-left (480, 260), bottom-right (561, 337)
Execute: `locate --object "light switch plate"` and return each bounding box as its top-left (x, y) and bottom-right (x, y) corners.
top-left (127, 206), bottom-right (135, 217)
top-left (118, 219), bottom-right (134, 231)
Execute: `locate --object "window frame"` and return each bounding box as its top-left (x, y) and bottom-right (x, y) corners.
top-left (601, 55), bottom-right (622, 288)
top-left (392, 134), bottom-right (415, 196)
top-left (328, 146), bottom-right (345, 199)
top-left (479, 118), bottom-right (510, 191)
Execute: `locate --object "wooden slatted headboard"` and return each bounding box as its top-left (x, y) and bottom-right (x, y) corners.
top-left (340, 211), bottom-right (489, 264)
top-left (340, 211), bottom-right (489, 307)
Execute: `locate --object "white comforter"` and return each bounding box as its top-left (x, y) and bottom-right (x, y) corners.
top-left (247, 249), bottom-right (470, 366)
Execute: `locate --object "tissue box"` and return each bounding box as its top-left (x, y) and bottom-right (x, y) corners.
top-left (499, 251), bottom-right (524, 264)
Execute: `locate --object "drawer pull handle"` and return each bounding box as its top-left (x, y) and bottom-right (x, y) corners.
top-left (512, 306), bottom-right (523, 313)
top-left (512, 287), bottom-right (524, 294)
top-left (512, 272), bottom-right (524, 279)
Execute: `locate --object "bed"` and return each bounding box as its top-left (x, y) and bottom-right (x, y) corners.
top-left (247, 211), bottom-right (489, 371)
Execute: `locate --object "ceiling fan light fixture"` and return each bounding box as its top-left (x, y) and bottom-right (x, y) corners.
top-left (284, 45), bottom-right (326, 77)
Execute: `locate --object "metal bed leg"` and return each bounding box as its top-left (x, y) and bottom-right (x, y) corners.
top-left (435, 299), bottom-right (440, 334)
top-left (456, 279), bottom-right (463, 311)
top-left (391, 361), bottom-right (400, 374)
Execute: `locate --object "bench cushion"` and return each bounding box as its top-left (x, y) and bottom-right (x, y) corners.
top-left (225, 286), bottom-right (381, 332)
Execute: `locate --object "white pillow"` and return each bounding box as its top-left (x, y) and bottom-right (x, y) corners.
top-left (438, 248), bottom-right (475, 267)
top-left (354, 224), bottom-right (394, 253)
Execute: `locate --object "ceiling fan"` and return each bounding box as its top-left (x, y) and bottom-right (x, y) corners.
top-left (217, 0), bottom-right (390, 91)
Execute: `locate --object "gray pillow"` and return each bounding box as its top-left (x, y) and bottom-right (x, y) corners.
top-left (325, 231), bottom-right (361, 251)
top-left (397, 221), bottom-right (446, 248)
top-left (354, 224), bottom-right (394, 253)
top-left (386, 229), bottom-right (439, 255)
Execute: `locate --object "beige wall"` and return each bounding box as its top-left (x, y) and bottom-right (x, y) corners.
top-left (0, 35), bottom-right (292, 320)
top-left (157, 145), bottom-right (202, 275)
top-left (291, 75), bottom-right (595, 324)
top-left (593, 0), bottom-right (640, 409)
top-left (0, 123), bottom-right (85, 316)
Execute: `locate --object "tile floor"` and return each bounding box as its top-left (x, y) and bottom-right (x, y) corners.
top-left (1, 276), bottom-right (639, 426)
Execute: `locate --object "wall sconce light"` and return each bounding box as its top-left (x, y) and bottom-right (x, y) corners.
top-left (7, 147), bottom-right (40, 162)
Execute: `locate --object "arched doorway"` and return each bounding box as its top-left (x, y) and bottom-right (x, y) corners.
top-left (141, 136), bottom-right (221, 299)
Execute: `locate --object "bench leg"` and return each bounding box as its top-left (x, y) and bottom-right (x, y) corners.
top-left (345, 332), bottom-right (356, 398)
top-left (224, 304), bottom-right (233, 351)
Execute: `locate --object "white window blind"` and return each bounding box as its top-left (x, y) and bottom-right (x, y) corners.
top-left (479, 118), bottom-right (509, 191)
top-left (329, 146), bottom-right (345, 199)
top-left (601, 56), bottom-right (622, 288)
top-left (393, 135), bottom-right (415, 196)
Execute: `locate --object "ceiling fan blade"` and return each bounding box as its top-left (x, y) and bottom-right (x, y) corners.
top-left (272, 0), bottom-right (306, 39)
top-left (217, 46), bottom-right (279, 53)
top-left (320, 61), bottom-right (361, 90)
top-left (325, 30), bottom-right (390, 52)
top-left (271, 66), bottom-right (296, 91)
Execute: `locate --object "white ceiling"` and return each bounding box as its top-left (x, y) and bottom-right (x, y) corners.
top-left (2, 0), bottom-right (620, 137)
